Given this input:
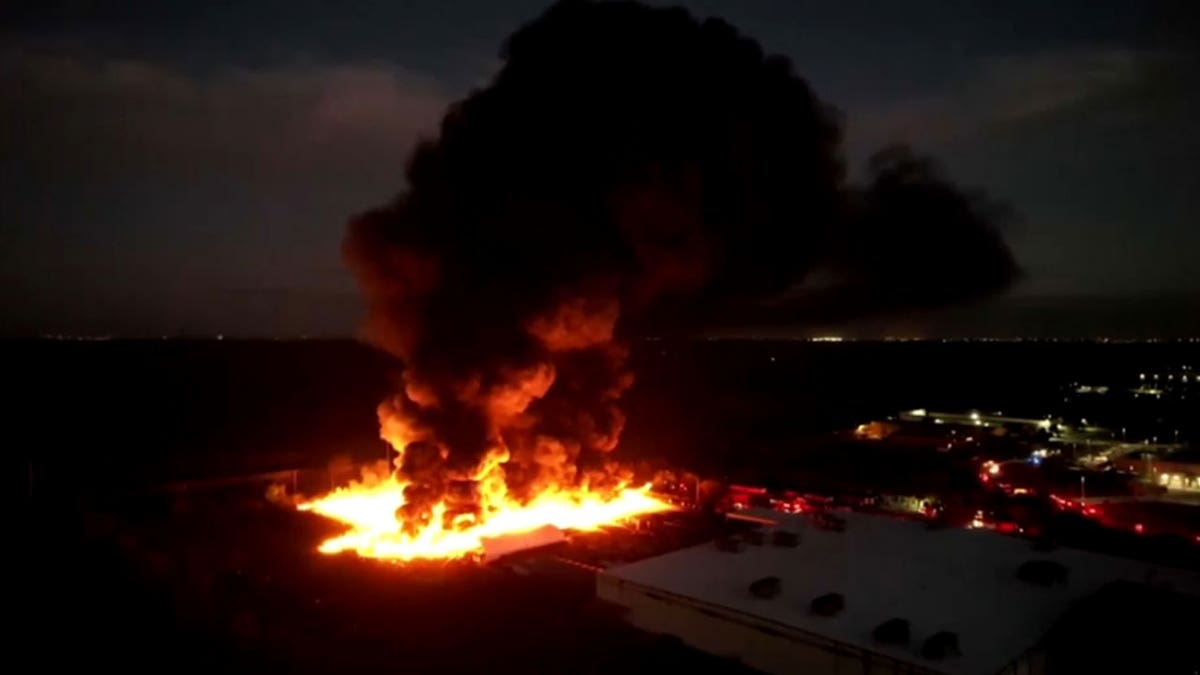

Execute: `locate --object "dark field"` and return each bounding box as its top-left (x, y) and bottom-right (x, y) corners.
top-left (10, 338), bottom-right (1198, 492)
top-left (21, 486), bottom-right (741, 674)
top-left (10, 338), bottom-right (1199, 673)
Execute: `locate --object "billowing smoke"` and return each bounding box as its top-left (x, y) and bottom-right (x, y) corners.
top-left (345, 0), bottom-right (1018, 528)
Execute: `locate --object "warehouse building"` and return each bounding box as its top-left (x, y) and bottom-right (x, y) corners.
top-left (597, 510), bottom-right (1199, 675)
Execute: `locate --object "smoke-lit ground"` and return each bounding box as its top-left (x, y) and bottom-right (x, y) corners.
top-left (11, 338), bottom-right (1200, 672)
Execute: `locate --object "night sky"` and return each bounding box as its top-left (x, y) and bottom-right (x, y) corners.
top-left (3, 1), bottom-right (1197, 338)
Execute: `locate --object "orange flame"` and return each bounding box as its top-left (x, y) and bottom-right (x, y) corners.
top-left (297, 470), bottom-right (671, 562)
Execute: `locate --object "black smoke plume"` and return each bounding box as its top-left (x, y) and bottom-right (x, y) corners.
top-left (344, 0), bottom-right (1018, 527)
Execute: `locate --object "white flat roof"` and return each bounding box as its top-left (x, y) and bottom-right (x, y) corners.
top-left (602, 510), bottom-right (1200, 675)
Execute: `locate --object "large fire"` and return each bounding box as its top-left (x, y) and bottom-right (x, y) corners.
top-left (298, 467), bottom-right (671, 562)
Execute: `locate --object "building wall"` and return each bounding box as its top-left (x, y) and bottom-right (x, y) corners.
top-left (1112, 458), bottom-right (1200, 492)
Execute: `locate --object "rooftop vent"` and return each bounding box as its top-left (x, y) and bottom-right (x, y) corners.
top-left (921, 631), bottom-right (961, 660)
top-left (772, 530), bottom-right (800, 547)
top-left (1017, 559), bottom-right (1069, 586)
top-left (873, 618), bottom-right (910, 646)
top-left (810, 592), bottom-right (844, 617)
top-left (749, 576), bottom-right (782, 599)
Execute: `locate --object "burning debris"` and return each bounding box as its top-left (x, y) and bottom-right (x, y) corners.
top-left (298, 465), bottom-right (670, 561)
top-left (301, 0), bottom-right (1017, 561)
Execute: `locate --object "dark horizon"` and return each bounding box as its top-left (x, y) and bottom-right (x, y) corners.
top-left (10, 291), bottom-right (1200, 341)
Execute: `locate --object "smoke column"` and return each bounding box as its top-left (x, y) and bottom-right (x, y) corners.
top-left (344, 0), bottom-right (1018, 529)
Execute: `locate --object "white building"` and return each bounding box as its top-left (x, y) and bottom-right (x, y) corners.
top-left (597, 510), bottom-right (1199, 675)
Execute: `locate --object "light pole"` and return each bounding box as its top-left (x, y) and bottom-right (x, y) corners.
top-left (1080, 475), bottom-right (1086, 500)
